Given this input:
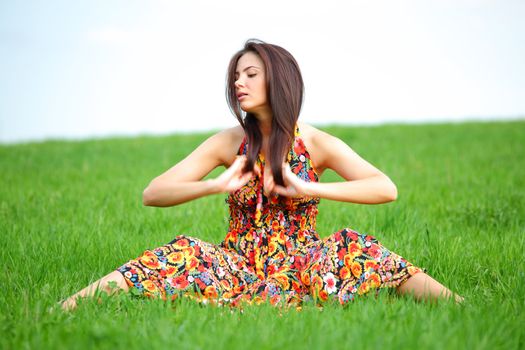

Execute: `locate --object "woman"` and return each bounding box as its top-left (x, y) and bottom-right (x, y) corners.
top-left (61, 39), bottom-right (461, 310)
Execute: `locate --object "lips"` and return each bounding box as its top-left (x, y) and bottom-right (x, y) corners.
top-left (237, 92), bottom-right (248, 100)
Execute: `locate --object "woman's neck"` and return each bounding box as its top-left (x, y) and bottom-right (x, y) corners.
top-left (258, 120), bottom-right (271, 138)
top-left (253, 109), bottom-right (273, 138)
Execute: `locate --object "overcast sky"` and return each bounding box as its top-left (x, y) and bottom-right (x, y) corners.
top-left (1, 0), bottom-right (524, 143)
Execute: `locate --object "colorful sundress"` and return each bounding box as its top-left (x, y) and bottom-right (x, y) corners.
top-left (117, 127), bottom-right (422, 306)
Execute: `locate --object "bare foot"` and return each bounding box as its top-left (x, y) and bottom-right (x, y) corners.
top-left (61, 297), bottom-right (78, 311)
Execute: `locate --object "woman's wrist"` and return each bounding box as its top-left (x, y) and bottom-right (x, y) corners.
top-left (205, 178), bottom-right (223, 195)
top-left (302, 181), bottom-right (318, 197)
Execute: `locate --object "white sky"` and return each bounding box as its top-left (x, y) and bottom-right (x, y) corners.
top-left (1, 0), bottom-right (524, 143)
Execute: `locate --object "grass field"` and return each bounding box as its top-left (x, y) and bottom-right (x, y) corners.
top-left (1, 121), bottom-right (524, 349)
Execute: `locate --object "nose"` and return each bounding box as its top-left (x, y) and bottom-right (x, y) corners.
top-left (234, 77), bottom-right (244, 89)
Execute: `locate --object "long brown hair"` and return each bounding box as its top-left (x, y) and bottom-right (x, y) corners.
top-left (226, 39), bottom-right (304, 186)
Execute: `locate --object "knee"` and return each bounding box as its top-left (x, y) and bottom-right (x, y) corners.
top-left (101, 271), bottom-right (128, 293)
top-left (168, 235), bottom-right (198, 247)
top-left (331, 228), bottom-right (360, 246)
top-left (168, 235), bottom-right (186, 245)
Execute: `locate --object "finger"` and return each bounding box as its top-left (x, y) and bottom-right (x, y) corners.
top-left (226, 171), bottom-right (253, 193)
top-left (273, 185), bottom-right (292, 197)
top-left (221, 159), bottom-right (247, 186)
top-left (228, 157), bottom-right (244, 173)
top-left (284, 164), bottom-right (295, 176)
top-left (235, 156), bottom-right (259, 178)
top-left (253, 164), bottom-right (262, 177)
top-left (287, 166), bottom-right (304, 185)
top-left (239, 171), bottom-right (253, 184)
top-left (265, 176), bottom-right (274, 191)
top-left (234, 155), bottom-right (247, 167)
top-left (264, 176), bottom-right (274, 196)
top-left (238, 156), bottom-right (249, 168)
top-left (281, 165), bottom-right (297, 186)
top-left (268, 178), bottom-right (275, 194)
top-left (233, 156), bottom-right (251, 175)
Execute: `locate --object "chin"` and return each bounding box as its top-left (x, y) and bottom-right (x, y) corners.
top-left (240, 106), bottom-right (255, 114)
top-left (240, 103), bottom-right (266, 115)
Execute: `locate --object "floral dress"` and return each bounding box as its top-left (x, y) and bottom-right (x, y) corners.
top-left (117, 127), bottom-right (422, 306)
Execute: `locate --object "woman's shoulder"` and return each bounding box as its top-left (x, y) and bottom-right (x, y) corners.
top-left (215, 125), bottom-right (245, 141)
top-left (297, 122), bottom-right (329, 172)
top-left (297, 122), bottom-right (335, 147)
top-left (297, 122), bottom-right (352, 172)
top-left (209, 126), bottom-right (245, 165)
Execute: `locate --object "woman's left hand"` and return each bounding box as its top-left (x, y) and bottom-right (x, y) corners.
top-left (265, 164), bottom-right (311, 198)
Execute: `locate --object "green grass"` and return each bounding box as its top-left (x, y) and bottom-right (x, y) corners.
top-left (1, 121), bottom-right (524, 349)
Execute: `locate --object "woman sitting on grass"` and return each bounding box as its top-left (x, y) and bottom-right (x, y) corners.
top-left (62, 39), bottom-right (462, 310)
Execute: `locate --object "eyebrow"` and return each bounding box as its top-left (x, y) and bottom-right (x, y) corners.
top-left (235, 66), bottom-right (260, 74)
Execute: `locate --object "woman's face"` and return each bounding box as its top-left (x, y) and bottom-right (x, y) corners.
top-left (234, 52), bottom-right (269, 115)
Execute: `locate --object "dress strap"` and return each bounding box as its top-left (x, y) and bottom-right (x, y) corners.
top-left (237, 137), bottom-right (248, 156)
top-left (290, 124), bottom-right (320, 181)
top-left (289, 124), bottom-right (301, 161)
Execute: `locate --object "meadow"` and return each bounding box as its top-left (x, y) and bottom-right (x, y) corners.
top-left (1, 121), bottom-right (524, 349)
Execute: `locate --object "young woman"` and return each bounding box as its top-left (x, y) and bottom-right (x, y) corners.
top-left (61, 39), bottom-right (461, 310)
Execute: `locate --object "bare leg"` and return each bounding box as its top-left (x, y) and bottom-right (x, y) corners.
top-left (61, 270), bottom-right (129, 311)
top-left (397, 272), bottom-right (464, 303)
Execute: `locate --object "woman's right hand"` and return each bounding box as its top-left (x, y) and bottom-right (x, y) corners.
top-left (143, 127), bottom-right (249, 207)
top-left (211, 156), bottom-right (257, 193)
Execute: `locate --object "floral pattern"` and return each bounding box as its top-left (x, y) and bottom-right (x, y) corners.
top-left (117, 127), bottom-right (422, 306)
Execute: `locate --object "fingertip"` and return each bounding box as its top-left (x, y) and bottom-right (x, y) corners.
top-left (272, 185), bottom-right (285, 196)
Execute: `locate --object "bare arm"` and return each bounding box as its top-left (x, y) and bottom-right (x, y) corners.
top-left (142, 127), bottom-right (250, 207)
top-left (270, 126), bottom-right (397, 204)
